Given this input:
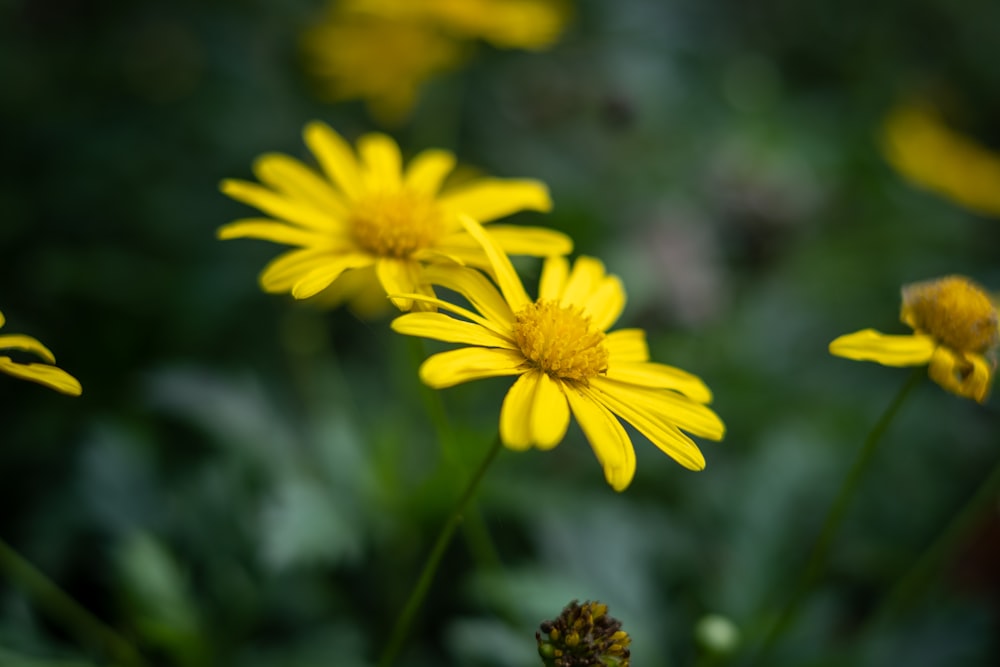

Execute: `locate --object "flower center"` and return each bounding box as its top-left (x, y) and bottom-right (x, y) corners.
top-left (902, 275), bottom-right (999, 353)
top-left (512, 300), bottom-right (609, 382)
top-left (350, 191), bottom-right (444, 258)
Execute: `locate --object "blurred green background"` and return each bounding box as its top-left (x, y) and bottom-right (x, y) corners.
top-left (2, 0), bottom-right (1000, 665)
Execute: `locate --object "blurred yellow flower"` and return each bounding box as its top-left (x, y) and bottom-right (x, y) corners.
top-left (219, 122), bottom-right (570, 312)
top-left (882, 103), bottom-right (1000, 217)
top-left (301, 13), bottom-right (467, 126)
top-left (391, 216), bottom-right (724, 491)
top-left (830, 275), bottom-right (999, 403)
top-left (0, 310), bottom-right (81, 396)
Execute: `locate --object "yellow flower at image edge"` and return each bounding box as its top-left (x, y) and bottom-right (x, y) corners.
top-left (830, 275), bottom-right (999, 403)
top-left (0, 310), bottom-right (81, 395)
top-left (219, 122), bottom-right (570, 313)
top-left (391, 216), bottom-right (725, 491)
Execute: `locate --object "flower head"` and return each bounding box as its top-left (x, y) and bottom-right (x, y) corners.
top-left (0, 310), bottom-right (81, 396)
top-left (219, 122), bottom-right (570, 313)
top-left (830, 275), bottom-right (999, 403)
top-left (391, 216), bottom-right (724, 490)
top-left (536, 600), bottom-right (630, 667)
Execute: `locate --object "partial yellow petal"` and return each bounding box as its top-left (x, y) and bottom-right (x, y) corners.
top-left (391, 312), bottom-right (516, 349)
top-left (0, 310), bottom-right (5, 328)
top-left (605, 329), bottom-right (650, 363)
top-left (376, 258), bottom-right (424, 310)
top-left (532, 373), bottom-right (570, 450)
top-left (292, 254), bottom-right (374, 299)
top-left (0, 358), bottom-right (82, 396)
top-left (484, 225), bottom-right (572, 257)
top-left (303, 121), bottom-right (363, 200)
top-left (440, 178), bottom-right (552, 222)
top-left (560, 256), bottom-right (605, 308)
top-left (829, 329), bottom-right (936, 366)
top-left (420, 347), bottom-right (525, 388)
top-left (421, 264), bottom-right (514, 329)
top-left (458, 215), bottom-right (530, 311)
top-left (404, 149), bottom-right (456, 194)
top-left (388, 292), bottom-right (510, 338)
top-left (591, 378), bottom-right (724, 440)
top-left (927, 346), bottom-right (994, 403)
top-left (358, 133), bottom-right (402, 191)
top-left (585, 275), bottom-right (626, 332)
top-left (260, 248), bottom-right (367, 293)
top-left (604, 361), bottom-right (713, 403)
top-left (253, 153), bottom-right (348, 216)
top-left (583, 384), bottom-right (706, 471)
top-left (221, 179), bottom-right (336, 232)
top-left (0, 334), bottom-right (56, 364)
top-left (217, 219), bottom-right (337, 247)
top-left (539, 255), bottom-right (569, 301)
top-left (500, 371), bottom-right (539, 450)
top-left (565, 386), bottom-right (636, 491)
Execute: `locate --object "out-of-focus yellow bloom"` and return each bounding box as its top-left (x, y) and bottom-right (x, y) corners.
top-left (219, 122), bottom-right (569, 314)
top-left (882, 103), bottom-right (1000, 217)
top-left (302, 0), bottom-right (572, 124)
top-left (830, 275), bottom-right (999, 403)
top-left (0, 310), bottom-right (81, 396)
top-left (342, 0), bottom-right (572, 50)
top-left (301, 13), bottom-right (467, 126)
top-left (392, 216), bottom-right (724, 491)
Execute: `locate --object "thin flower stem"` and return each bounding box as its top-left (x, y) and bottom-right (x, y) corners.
top-left (377, 433), bottom-right (504, 667)
top-left (865, 452), bottom-right (1000, 632)
top-left (751, 367), bottom-right (923, 664)
top-left (0, 537), bottom-right (148, 667)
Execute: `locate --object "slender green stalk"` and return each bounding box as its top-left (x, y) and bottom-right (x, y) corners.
top-left (377, 434), bottom-right (504, 667)
top-left (751, 368), bottom-right (923, 664)
top-left (0, 537), bottom-right (148, 667)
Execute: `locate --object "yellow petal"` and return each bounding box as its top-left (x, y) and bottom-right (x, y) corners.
top-left (303, 121), bottom-right (363, 200)
top-left (388, 292), bottom-right (510, 338)
top-left (560, 256), bottom-right (605, 307)
top-left (221, 179), bottom-right (336, 232)
top-left (539, 255), bottom-right (569, 301)
top-left (458, 215), bottom-right (530, 311)
top-left (532, 373), bottom-right (570, 450)
top-left (420, 347), bottom-right (525, 388)
top-left (0, 310), bottom-right (5, 328)
top-left (440, 178), bottom-right (552, 222)
top-left (591, 377), bottom-right (724, 440)
top-left (421, 264), bottom-right (514, 329)
top-left (358, 133), bottom-right (402, 191)
top-left (253, 152), bottom-right (348, 216)
top-left (829, 329), bottom-right (936, 366)
top-left (604, 362), bottom-right (713, 403)
top-left (404, 149), bottom-right (456, 194)
top-left (260, 249), bottom-right (367, 293)
top-left (217, 219), bottom-right (337, 247)
top-left (605, 329), bottom-right (650, 363)
top-left (928, 346), bottom-right (994, 403)
top-left (391, 312), bottom-right (516, 349)
top-left (0, 334), bottom-right (56, 364)
top-left (583, 384), bottom-right (706, 471)
top-left (585, 275), bottom-right (626, 332)
top-left (292, 253), bottom-right (374, 299)
top-left (376, 258), bottom-right (424, 310)
top-left (500, 371), bottom-right (539, 450)
top-left (565, 386), bottom-right (636, 491)
top-left (484, 225), bottom-right (572, 257)
top-left (0, 357), bottom-right (82, 396)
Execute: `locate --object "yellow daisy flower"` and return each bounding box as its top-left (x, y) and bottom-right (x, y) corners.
top-left (219, 122), bottom-right (570, 312)
top-left (391, 216), bottom-right (724, 491)
top-left (830, 275), bottom-right (999, 403)
top-left (0, 309), bottom-right (81, 396)
top-left (881, 102), bottom-right (1000, 217)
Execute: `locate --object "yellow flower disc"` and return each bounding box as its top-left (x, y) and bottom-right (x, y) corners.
top-left (349, 191), bottom-right (444, 258)
top-left (513, 300), bottom-right (609, 382)
top-left (901, 275), bottom-right (999, 354)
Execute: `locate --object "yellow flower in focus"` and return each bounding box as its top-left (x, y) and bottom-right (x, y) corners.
top-left (301, 13), bottom-right (467, 126)
top-left (219, 122), bottom-right (570, 313)
top-left (343, 0), bottom-right (572, 50)
top-left (882, 103), bottom-right (1000, 217)
top-left (0, 310), bottom-right (81, 396)
top-left (391, 216), bottom-right (724, 491)
top-left (830, 275), bottom-right (999, 403)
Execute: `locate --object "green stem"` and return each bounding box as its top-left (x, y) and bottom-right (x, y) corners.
top-left (377, 434), bottom-right (504, 667)
top-left (0, 537), bottom-right (148, 667)
top-left (751, 368), bottom-right (923, 664)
